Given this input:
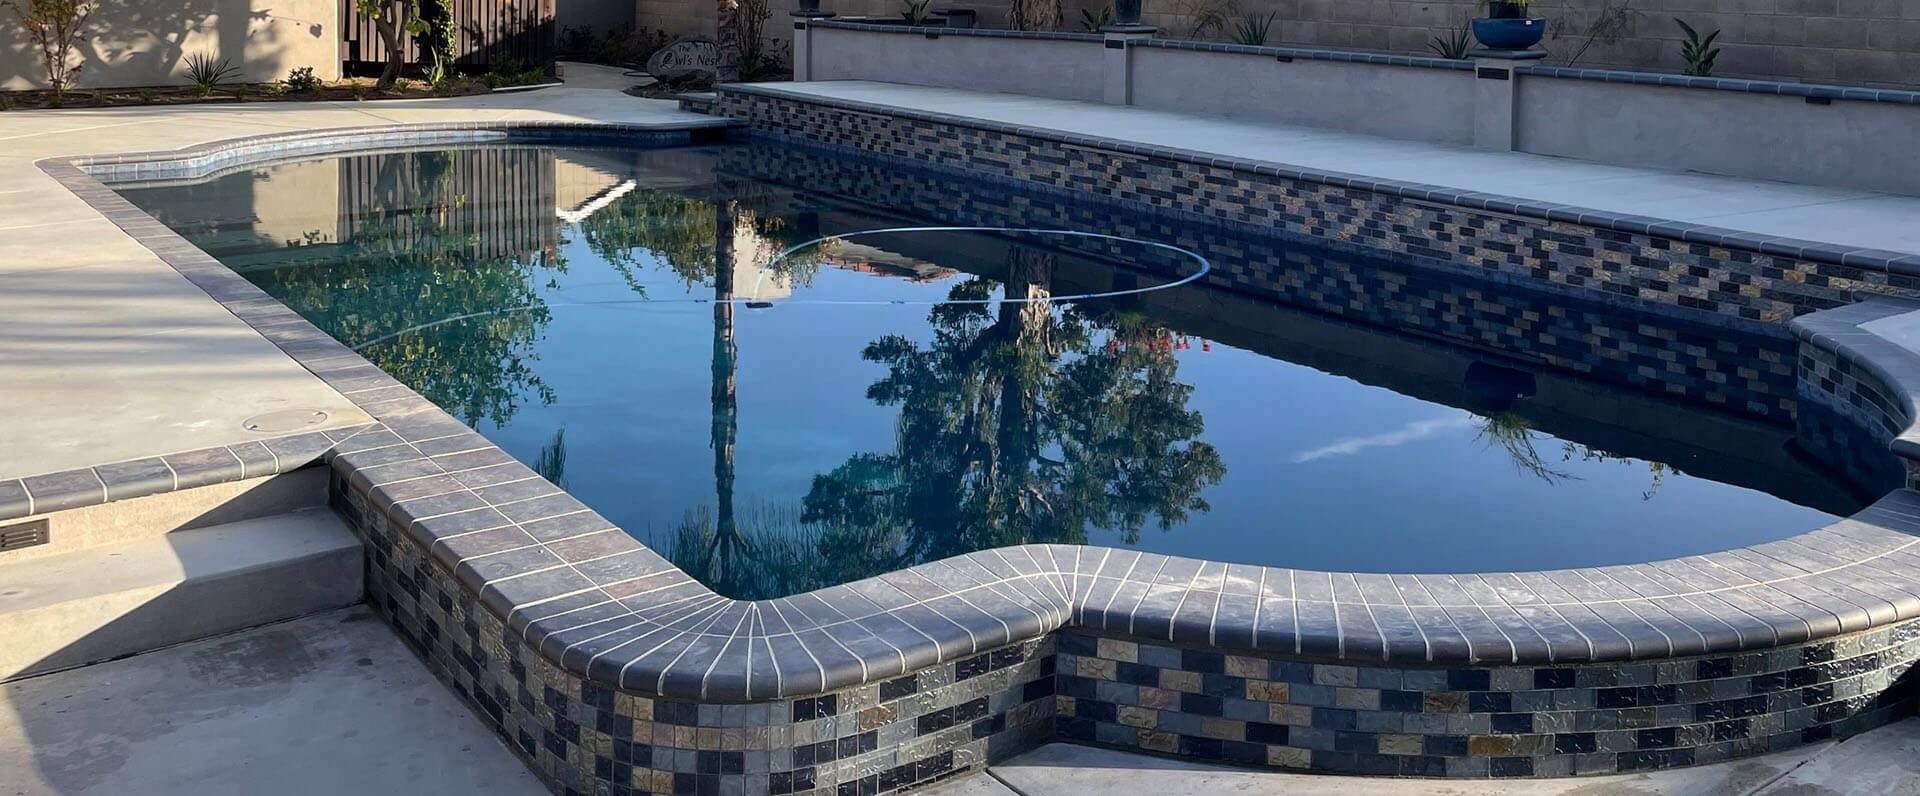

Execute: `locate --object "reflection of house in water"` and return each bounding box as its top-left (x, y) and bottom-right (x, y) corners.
top-left (120, 148), bottom-right (565, 271)
top-left (819, 242), bottom-right (960, 284)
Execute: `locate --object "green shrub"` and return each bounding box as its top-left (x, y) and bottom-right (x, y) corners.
top-left (282, 66), bottom-right (323, 93)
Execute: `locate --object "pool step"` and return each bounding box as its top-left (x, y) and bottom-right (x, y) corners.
top-left (0, 507), bottom-right (363, 681)
top-left (676, 92), bottom-right (718, 114)
top-left (0, 468), bottom-right (328, 565)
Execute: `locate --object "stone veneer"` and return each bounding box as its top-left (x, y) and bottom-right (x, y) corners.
top-left (41, 116), bottom-right (1920, 793)
top-left (713, 84), bottom-right (1920, 323)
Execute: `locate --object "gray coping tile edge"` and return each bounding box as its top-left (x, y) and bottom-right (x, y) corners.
top-left (714, 82), bottom-right (1920, 275)
top-left (32, 114), bottom-right (1920, 705)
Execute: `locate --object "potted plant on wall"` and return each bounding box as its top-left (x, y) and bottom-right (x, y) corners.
top-left (1472, 0), bottom-right (1545, 50)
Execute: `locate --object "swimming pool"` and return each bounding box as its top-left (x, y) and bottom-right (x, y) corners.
top-left (116, 141), bottom-right (1862, 600)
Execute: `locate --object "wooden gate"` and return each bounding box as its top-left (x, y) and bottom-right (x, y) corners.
top-left (342, 0), bottom-right (558, 75)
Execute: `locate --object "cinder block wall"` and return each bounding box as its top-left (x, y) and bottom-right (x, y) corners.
top-left (1110, 0), bottom-right (1920, 88)
top-left (640, 0), bottom-right (1920, 89)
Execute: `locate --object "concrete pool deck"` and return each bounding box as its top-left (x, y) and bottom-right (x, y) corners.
top-left (0, 606), bottom-right (546, 796)
top-left (924, 728), bottom-right (1920, 796)
top-left (735, 80), bottom-right (1920, 259)
top-left (0, 64), bottom-right (720, 483)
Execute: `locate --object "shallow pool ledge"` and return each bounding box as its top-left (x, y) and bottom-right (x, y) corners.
top-left (49, 123), bottom-right (1920, 791)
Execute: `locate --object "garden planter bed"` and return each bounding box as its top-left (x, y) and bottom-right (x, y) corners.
top-left (0, 77), bottom-right (544, 112)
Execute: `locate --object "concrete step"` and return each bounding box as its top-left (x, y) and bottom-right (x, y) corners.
top-left (0, 507), bottom-right (362, 681)
top-left (676, 92), bottom-right (717, 114)
top-left (0, 468), bottom-right (329, 565)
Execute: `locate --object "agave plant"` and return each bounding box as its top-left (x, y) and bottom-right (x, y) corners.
top-left (1231, 11), bottom-right (1276, 45)
top-left (1080, 4), bottom-right (1115, 31)
top-left (1675, 18), bottom-right (1720, 76)
top-left (183, 52), bottom-right (239, 97)
top-left (899, 0), bottom-right (931, 24)
top-left (1428, 20), bottom-right (1473, 59)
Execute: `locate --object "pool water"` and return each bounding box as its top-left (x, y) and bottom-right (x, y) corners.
top-left (116, 142), bottom-right (1860, 599)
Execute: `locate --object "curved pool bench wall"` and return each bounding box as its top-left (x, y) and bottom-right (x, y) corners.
top-left (42, 117), bottom-right (1920, 793)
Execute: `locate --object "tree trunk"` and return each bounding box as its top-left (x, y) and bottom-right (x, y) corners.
top-left (374, 0), bottom-right (412, 91)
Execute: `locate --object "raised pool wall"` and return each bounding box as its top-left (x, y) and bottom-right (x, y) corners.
top-left (30, 92), bottom-right (1920, 792)
top-left (792, 21), bottom-right (1920, 196)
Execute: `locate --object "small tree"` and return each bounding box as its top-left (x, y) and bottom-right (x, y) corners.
top-left (354, 0), bottom-right (456, 90)
top-left (355, 0), bottom-right (415, 90)
top-left (6, 0), bottom-right (96, 96)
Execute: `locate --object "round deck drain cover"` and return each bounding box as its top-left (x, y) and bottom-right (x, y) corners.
top-left (242, 409), bottom-right (330, 433)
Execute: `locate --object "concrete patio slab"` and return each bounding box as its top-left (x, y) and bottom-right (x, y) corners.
top-left (928, 728), bottom-right (1920, 796)
top-left (744, 81), bottom-right (1920, 257)
top-left (0, 64), bottom-right (720, 482)
top-left (0, 606), bottom-right (544, 796)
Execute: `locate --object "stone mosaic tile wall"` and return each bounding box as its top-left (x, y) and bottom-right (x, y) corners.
top-left (1053, 628), bottom-right (1920, 778)
top-left (1798, 341), bottom-right (1911, 495)
top-left (1792, 298), bottom-right (1920, 494)
top-left (337, 474), bottom-right (1058, 796)
top-left (714, 144), bottom-right (1801, 423)
top-left (714, 88), bottom-right (1920, 325)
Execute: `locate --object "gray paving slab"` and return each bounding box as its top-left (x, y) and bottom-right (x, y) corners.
top-left (927, 729), bottom-right (1920, 796)
top-left (754, 81), bottom-right (1920, 257)
top-left (0, 606), bottom-right (545, 796)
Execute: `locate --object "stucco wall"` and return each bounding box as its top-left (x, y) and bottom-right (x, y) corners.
top-left (809, 27), bottom-right (1106, 102)
top-left (0, 0), bottom-right (341, 91)
top-left (1128, 46), bottom-right (1476, 145)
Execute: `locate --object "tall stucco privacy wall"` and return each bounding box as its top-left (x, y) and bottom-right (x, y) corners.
top-left (0, 0), bottom-right (341, 91)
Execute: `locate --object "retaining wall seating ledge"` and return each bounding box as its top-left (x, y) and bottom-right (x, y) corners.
top-left (794, 21), bottom-right (1920, 195)
top-left (804, 20), bottom-right (1920, 105)
top-left (33, 118), bottom-right (1920, 788)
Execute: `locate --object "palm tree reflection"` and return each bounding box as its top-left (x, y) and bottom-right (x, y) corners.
top-left (669, 234), bottom-right (1226, 599)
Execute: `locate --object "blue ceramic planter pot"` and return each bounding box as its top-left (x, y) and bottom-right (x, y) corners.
top-left (1472, 17), bottom-right (1546, 50)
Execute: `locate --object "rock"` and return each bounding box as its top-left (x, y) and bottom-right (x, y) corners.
top-left (646, 37), bottom-right (722, 82)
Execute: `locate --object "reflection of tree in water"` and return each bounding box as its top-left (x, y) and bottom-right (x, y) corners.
top-left (572, 185), bottom-right (823, 295)
top-left (533, 428), bottom-right (568, 488)
top-left (1475, 412), bottom-right (1668, 500)
top-left (666, 244), bottom-right (1225, 600)
top-left (248, 150), bottom-right (564, 428)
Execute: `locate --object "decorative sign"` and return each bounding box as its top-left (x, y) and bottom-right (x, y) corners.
top-left (647, 37), bottom-right (722, 81)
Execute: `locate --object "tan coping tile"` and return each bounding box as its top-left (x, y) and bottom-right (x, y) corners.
top-left (1138, 730), bottom-right (1178, 753)
top-left (1247, 680), bottom-right (1290, 703)
top-left (1224, 655), bottom-right (1266, 679)
top-left (1078, 657), bottom-right (1118, 680)
top-left (1200, 718), bottom-right (1244, 740)
top-left (1271, 704), bottom-right (1314, 725)
top-left (1160, 670), bottom-right (1202, 693)
top-left (1268, 746), bottom-right (1311, 767)
top-left (1378, 733), bottom-right (1424, 755)
top-left (1095, 637), bottom-right (1139, 663)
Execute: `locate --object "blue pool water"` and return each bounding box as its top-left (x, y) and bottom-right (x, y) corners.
top-left (115, 142), bottom-right (1861, 599)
